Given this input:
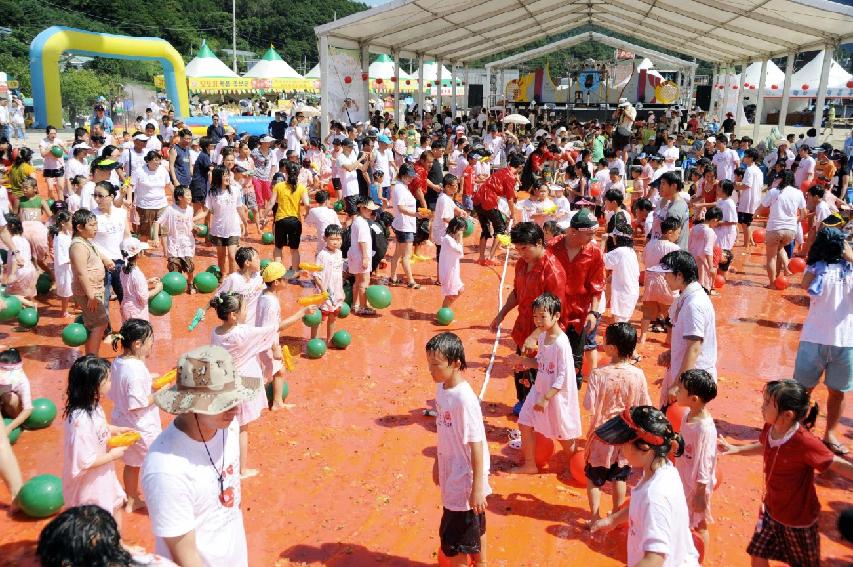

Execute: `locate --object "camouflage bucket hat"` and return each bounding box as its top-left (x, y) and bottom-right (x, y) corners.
top-left (154, 345), bottom-right (261, 415)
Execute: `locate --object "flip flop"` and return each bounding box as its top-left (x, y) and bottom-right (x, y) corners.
top-left (823, 439), bottom-right (849, 456)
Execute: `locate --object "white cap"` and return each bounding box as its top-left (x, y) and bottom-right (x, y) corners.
top-left (259, 135), bottom-right (276, 143)
top-left (120, 237), bottom-right (149, 257)
top-left (133, 134), bottom-right (150, 142)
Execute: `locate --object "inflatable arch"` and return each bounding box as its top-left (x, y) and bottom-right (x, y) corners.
top-left (30, 26), bottom-right (189, 128)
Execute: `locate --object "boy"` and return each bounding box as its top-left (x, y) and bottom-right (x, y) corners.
top-left (310, 225), bottom-right (345, 343)
top-left (712, 180), bottom-right (738, 273)
top-left (347, 197), bottom-right (377, 316)
top-left (432, 174), bottom-right (464, 284)
top-left (304, 190), bottom-right (342, 259)
top-left (806, 185), bottom-right (832, 249)
top-left (369, 170), bottom-right (385, 209)
top-left (631, 197), bottom-right (654, 240)
top-left (688, 207), bottom-right (721, 293)
top-left (426, 332), bottom-right (490, 567)
top-left (605, 168), bottom-right (626, 200)
top-left (152, 186), bottom-right (196, 293)
top-left (674, 369), bottom-right (718, 557)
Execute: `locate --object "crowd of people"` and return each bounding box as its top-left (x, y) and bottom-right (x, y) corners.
top-left (0, 94), bottom-right (851, 567)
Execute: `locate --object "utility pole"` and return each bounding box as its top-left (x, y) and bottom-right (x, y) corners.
top-left (232, 0), bottom-right (238, 73)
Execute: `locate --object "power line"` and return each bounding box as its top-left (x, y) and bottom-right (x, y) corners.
top-left (31, 0), bottom-right (231, 32)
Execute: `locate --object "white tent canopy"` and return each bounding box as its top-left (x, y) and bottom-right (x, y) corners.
top-left (412, 61), bottom-right (460, 83)
top-left (305, 64), bottom-right (321, 79)
top-left (791, 51), bottom-right (853, 91)
top-left (244, 47), bottom-right (302, 79)
top-left (724, 59), bottom-right (785, 88)
top-left (369, 54), bottom-right (412, 80)
top-left (185, 40), bottom-right (239, 78)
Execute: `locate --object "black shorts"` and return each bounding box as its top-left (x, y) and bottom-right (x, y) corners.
top-left (584, 462), bottom-right (631, 487)
top-left (274, 216), bottom-right (302, 250)
top-left (344, 195), bottom-right (360, 216)
top-left (190, 182), bottom-right (208, 203)
top-left (439, 508), bottom-right (486, 558)
top-left (331, 178), bottom-right (342, 194)
top-left (738, 212), bottom-right (754, 225)
top-left (612, 127), bottom-right (631, 151)
top-left (210, 235), bottom-right (240, 247)
top-left (393, 228), bottom-right (415, 243)
top-left (43, 167), bottom-right (65, 178)
top-left (473, 206), bottom-right (506, 240)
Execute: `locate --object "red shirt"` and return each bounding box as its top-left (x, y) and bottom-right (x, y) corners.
top-left (510, 250), bottom-right (567, 347)
top-left (462, 164), bottom-right (475, 196)
top-left (547, 236), bottom-right (606, 332)
top-left (410, 163), bottom-right (428, 198)
top-left (759, 423), bottom-right (834, 527)
top-left (473, 167), bottom-right (517, 211)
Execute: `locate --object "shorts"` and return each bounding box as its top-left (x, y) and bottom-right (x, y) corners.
top-left (331, 178), bottom-right (342, 197)
top-left (439, 508), bottom-right (486, 558)
top-left (167, 256), bottom-right (195, 275)
top-left (320, 306), bottom-right (340, 320)
top-left (393, 229), bottom-right (415, 243)
top-left (766, 229), bottom-right (795, 249)
top-left (793, 341), bottom-right (852, 392)
top-left (344, 195), bottom-right (360, 216)
top-left (746, 508), bottom-right (819, 567)
top-left (584, 462), bottom-right (632, 487)
top-left (73, 292), bottom-right (110, 329)
top-left (43, 167), bottom-right (65, 179)
top-left (474, 206), bottom-right (506, 240)
top-left (584, 313), bottom-right (601, 350)
top-left (243, 187), bottom-right (258, 210)
top-left (190, 182), bottom-right (208, 203)
top-left (737, 212), bottom-right (754, 225)
top-left (210, 235), bottom-right (240, 247)
top-left (274, 216), bottom-right (302, 250)
top-left (252, 178), bottom-right (272, 207)
top-left (642, 271), bottom-right (676, 306)
top-left (136, 207), bottom-right (165, 240)
top-left (462, 194), bottom-right (474, 211)
top-left (381, 186), bottom-right (391, 200)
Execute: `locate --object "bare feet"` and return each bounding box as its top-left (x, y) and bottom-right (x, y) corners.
top-left (270, 402), bottom-right (286, 411)
top-left (240, 468), bottom-right (259, 479)
top-left (509, 463), bottom-right (539, 474)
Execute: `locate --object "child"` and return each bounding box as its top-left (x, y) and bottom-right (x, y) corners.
top-left (432, 174), bottom-right (463, 285)
top-left (549, 184), bottom-right (573, 229)
top-left (590, 406), bottom-right (699, 566)
top-left (583, 323), bottom-right (651, 522)
top-left (0, 349), bottom-right (34, 436)
top-left (216, 246), bottom-right (264, 325)
top-left (439, 217), bottom-right (466, 309)
top-left (603, 189), bottom-right (632, 252)
top-left (711, 180), bottom-right (738, 273)
top-left (347, 197), bottom-right (377, 316)
top-left (310, 225), bottom-right (345, 342)
top-left (369, 170), bottom-right (385, 208)
top-left (805, 185), bottom-right (832, 252)
top-left (631, 197), bottom-right (654, 240)
top-left (605, 167), bottom-right (625, 200)
top-left (512, 293), bottom-right (582, 474)
top-left (639, 217), bottom-right (681, 347)
top-left (109, 319), bottom-right (161, 513)
top-left (719, 380), bottom-right (853, 567)
top-left (152, 186), bottom-right (196, 292)
top-left (15, 177), bottom-right (52, 273)
top-left (3, 214), bottom-right (38, 302)
top-left (62, 355), bottom-right (132, 521)
top-left (542, 220), bottom-right (563, 243)
top-left (52, 211), bottom-right (74, 316)
top-left (604, 220), bottom-right (640, 323)
top-left (209, 292), bottom-right (315, 478)
top-left (630, 165), bottom-right (644, 199)
top-left (674, 369), bottom-right (718, 555)
top-left (688, 207), bottom-right (721, 292)
top-left (425, 332), bottom-right (490, 566)
top-left (305, 190), bottom-right (341, 258)
top-left (118, 237), bottom-right (163, 322)
top-left (66, 175), bottom-right (84, 214)
top-left (257, 262), bottom-right (288, 410)
top-left (517, 180), bottom-right (551, 225)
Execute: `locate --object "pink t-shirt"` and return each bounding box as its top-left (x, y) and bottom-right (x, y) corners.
top-left (62, 406), bottom-right (126, 511)
top-left (0, 368), bottom-right (32, 410)
top-left (211, 324), bottom-right (277, 425)
top-left (109, 356), bottom-right (162, 467)
top-left (216, 272), bottom-right (265, 325)
top-left (439, 234), bottom-right (464, 298)
top-left (156, 204), bottom-right (195, 259)
top-left (688, 223), bottom-right (715, 260)
top-left (675, 412), bottom-right (717, 528)
top-left (346, 216), bottom-right (372, 275)
top-left (255, 294), bottom-right (283, 378)
top-left (120, 266), bottom-right (150, 322)
top-left (316, 248), bottom-right (345, 311)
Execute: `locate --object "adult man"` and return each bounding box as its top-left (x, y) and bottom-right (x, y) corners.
top-left (711, 135), bottom-right (739, 181)
top-left (426, 140), bottom-right (447, 209)
top-left (169, 129), bottom-right (193, 187)
top-left (207, 114), bottom-right (226, 144)
top-left (120, 133), bottom-right (150, 182)
top-left (88, 104), bottom-right (114, 133)
top-left (143, 345), bottom-right (259, 567)
top-left (793, 145), bottom-right (816, 190)
top-left (337, 138), bottom-right (361, 216)
top-left (374, 134), bottom-right (395, 202)
top-left (212, 127), bottom-right (235, 164)
top-left (144, 123), bottom-right (162, 153)
top-left (268, 111), bottom-right (287, 141)
top-left (285, 116), bottom-right (304, 154)
top-left (738, 148), bottom-right (765, 249)
top-left (473, 154), bottom-right (523, 265)
top-left (721, 112), bottom-right (736, 134)
top-left (545, 208), bottom-right (606, 380)
top-left (652, 250), bottom-right (717, 406)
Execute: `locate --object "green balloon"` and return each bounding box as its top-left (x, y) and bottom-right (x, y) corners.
top-left (62, 323), bottom-right (89, 347)
top-left (0, 295), bottom-right (22, 321)
top-left (4, 418), bottom-right (21, 444)
top-left (194, 271), bottom-right (219, 293)
top-left (260, 259), bottom-right (271, 271)
top-left (262, 232), bottom-right (274, 245)
top-left (333, 200), bottom-right (344, 213)
top-left (161, 272), bottom-right (188, 295)
top-left (206, 264), bottom-right (222, 280)
top-left (50, 146), bottom-right (64, 158)
top-left (196, 223), bottom-right (209, 237)
top-left (36, 273), bottom-right (53, 295)
top-left (338, 302), bottom-right (351, 319)
top-left (306, 338), bottom-right (327, 359)
top-left (17, 307), bottom-right (39, 328)
top-left (47, 198), bottom-right (56, 210)
top-left (264, 381), bottom-right (289, 405)
top-left (24, 398), bottom-right (57, 430)
top-left (331, 330), bottom-right (351, 349)
top-left (365, 285), bottom-right (392, 309)
top-left (148, 291), bottom-right (173, 316)
top-left (248, 210), bottom-right (255, 222)
top-left (18, 474), bottom-right (64, 518)
top-left (463, 218), bottom-right (475, 237)
top-left (302, 310), bottom-right (323, 328)
top-left (436, 307), bottom-right (455, 326)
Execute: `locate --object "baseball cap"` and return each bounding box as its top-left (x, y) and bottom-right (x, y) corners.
top-left (341, 138), bottom-right (354, 147)
top-left (120, 237), bottom-right (149, 257)
top-left (377, 134), bottom-right (392, 145)
top-left (259, 135), bottom-right (275, 143)
top-left (261, 261), bottom-right (287, 283)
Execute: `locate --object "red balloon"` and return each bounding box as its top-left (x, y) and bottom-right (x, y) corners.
top-left (534, 431), bottom-right (555, 468)
top-left (732, 85), bottom-right (738, 90)
top-left (590, 181), bottom-right (602, 197)
top-left (774, 275), bottom-right (789, 290)
top-left (749, 85), bottom-right (756, 90)
top-left (343, 76), bottom-right (352, 85)
top-left (714, 273), bottom-right (726, 289)
top-left (847, 80), bottom-right (853, 89)
top-left (717, 85), bottom-right (724, 90)
top-left (743, 82), bottom-right (750, 88)
top-left (666, 404), bottom-right (690, 433)
top-left (752, 228), bottom-right (766, 244)
top-left (438, 548), bottom-right (475, 567)
top-left (771, 84), bottom-right (779, 90)
top-left (788, 257), bottom-right (806, 274)
top-left (569, 451), bottom-right (587, 487)
top-left (693, 531), bottom-right (706, 563)
top-left (405, 80), bottom-right (411, 86)
top-left (375, 78), bottom-right (383, 84)
top-left (390, 76), bottom-right (396, 82)
top-left (361, 72), bottom-right (369, 81)
top-left (802, 84), bottom-right (809, 90)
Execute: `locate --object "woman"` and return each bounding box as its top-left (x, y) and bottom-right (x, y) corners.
top-left (194, 165), bottom-right (247, 275)
top-left (7, 147), bottom-right (35, 204)
top-left (69, 209), bottom-right (113, 355)
top-left (520, 141), bottom-right (555, 191)
top-left (100, 144), bottom-right (125, 188)
top-left (387, 163), bottom-right (423, 288)
top-left (251, 135), bottom-right (276, 209)
top-left (264, 161), bottom-right (308, 277)
top-left (130, 150), bottom-right (171, 242)
top-left (92, 180), bottom-right (131, 316)
top-left (569, 161), bottom-right (591, 203)
top-left (759, 170), bottom-right (806, 286)
top-left (39, 126), bottom-right (67, 201)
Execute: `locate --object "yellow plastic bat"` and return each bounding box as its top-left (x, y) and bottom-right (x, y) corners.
top-left (107, 431), bottom-right (141, 449)
top-left (298, 262), bottom-right (323, 272)
top-left (496, 234), bottom-right (511, 247)
top-left (152, 369), bottom-right (177, 390)
top-left (418, 207), bottom-right (432, 217)
top-left (282, 345), bottom-right (295, 371)
top-left (297, 291), bottom-right (329, 306)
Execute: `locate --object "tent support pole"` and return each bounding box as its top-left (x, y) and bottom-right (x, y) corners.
top-left (709, 66), bottom-right (719, 117)
top-left (437, 59), bottom-right (444, 115)
top-left (753, 59), bottom-right (768, 141)
top-left (779, 51), bottom-right (795, 133)
top-left (361, 43), bottom-right (370, 123)
top-left (417, 54), bottom-right (425, 123)
top-left (485, 66), bottom-right (492, 109)
top-left (319, 35), bottom-right (330, 141)
top-left (463, 65), bottom-right (469, 112)
top-left (720, 65), bottom-right (731, 124)
top-left (813, 45), bottom-right (833, 132)
top-left (451, 63), bottom-right (458, 118)
top-left (393, 52), bottom-right (401, 126)
top-left (735, 60), bottom-right (748, 132)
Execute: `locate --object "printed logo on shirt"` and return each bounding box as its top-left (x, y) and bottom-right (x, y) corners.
top-left (438, 410), bottom-right (453, 428)
top-left (684, 442), bottom-right (694, 460)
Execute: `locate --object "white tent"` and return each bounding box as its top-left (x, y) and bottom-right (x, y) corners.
top-left (412, 61), bottom-right (460, 83)
top-left (305, 64), bottom-right (321, 79)
top-left (244, 47), bottom-right (302, 79)
top-left (790, 51), bottom-right (853, 94)
top-left (185, 40), bottom-right (239, 78)
top-left (724, 60), bottom-right (785, 89)
top-left (369, 54), bottom-right (411, 80)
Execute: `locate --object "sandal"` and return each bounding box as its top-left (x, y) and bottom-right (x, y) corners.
top-left (355, 307), bottom-right (377, 316)
top-left (823, 439), bottom-right (849, 456)
top-left (406, 282), bottom-right (421, 289)
top-left (388, 278), bottom-right (401, 286)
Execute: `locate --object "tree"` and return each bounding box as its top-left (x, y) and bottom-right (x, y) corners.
top-left (59, 69), bottom-right (118, 124)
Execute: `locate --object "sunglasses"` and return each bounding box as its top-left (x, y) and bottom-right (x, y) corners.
top-left (94, 193), bottom-right (110, 199)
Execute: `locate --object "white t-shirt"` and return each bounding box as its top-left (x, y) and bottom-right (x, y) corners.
top-left (432, 192), bottom-right (456, 244)
top-left (628, 464), bottom-right (700, 567)
top-left (665, 282), bottom-right (717, 402)
top-left (305, 206), bottom-right (341, 251)
top-left (714, 197), bottom-right (738, 250)
top-left (660, 146), bottom-right (679, 170)
top-left (285, 126), bottom-right (302, 152)
top-left (761, 186), bottom-right (805, 232)
top-left (40, 138), bottom-right (65, 170)
top-left (800, 262), bottom-right (853, 347)
top-left (337, 151), bottom-right (359, 198)
top-left (205, 188), bottom-right (244, 238)
top-left (346, 216), bottom-right (372, 274)
top-left (373, 148), bottom-right (394, 187)
top-left (391, 182), bottom-right (417, 233)
top-left (814, 200), bottom-right (832, 226)
top-left (435, 380), bottom-right (492, 511)
top-left (64, 157), bottom-right (90, 184)
top-left (712, 148), bottom-right (739, 181)
top-left (737, 164), bottom-right (763, 214)
top-left (794, 155), bottom-right (815, 189)
top-left (146, 137), bottom-right (163, 153)
top-left (92, 206), bottom-right (128, 261)
top-left (604, 246), bottom-right (640, 321)
top-left (132, 164), bottom-right (170, 209)
top-left (120, 148), bottom-right (148, 179)
top-left (142, 421), bottom-right (247, 567)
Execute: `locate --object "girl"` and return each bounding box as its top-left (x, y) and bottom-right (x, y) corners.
top-left (216, 246), bottom-right (264, 326)
top-left (3, 214), bottom-right (38, 302)
top-left (52, 211), bottom-right (73, 317)
top-left (209, 292), bottom-right (314, 478)
top-left (688, 207), bottom-right (721, 292)
top-left (66, 175), bottom-right (84, 214)
top-left (583, 323), bottom-right (651, 522)
top-left (511, 293), bottom-right (582, 475)
top-left (347, 197), bottom-right (377, 316)
top-left (194, 165), bottom-right (248, 276)
top-left (118, 237), bottom-right (162, 322)
top-left (438, 217), bottom-right (466, 309)
top-left (8, 147), bottom-right (35, 204)
top-left (431, 174), bottom-right (463, 285)
top-left (603, 219), bottom-right (640, 323)
top-left (257, 262), bottom-right (289, 410)
top-left (14, 177), bottom-right (52, 273)
top-left (719, 380), bottom-right (853, 567)
top-left (264, 161), bottom-right (309, 277)
top-left (62, 355), bottom-right (132, 522)
top-left (0, 348), bottom-right (34, 437)
top-left (109, 319), bottom-right (161, 513)
top-left (590, 406), bottom-right (699, 566)
top-left (638, 217), bottom-right (681, 348)
top-left (310, 225), bottom-right (345, 343)
top-left (550, 184), bottom-right (573, 229)
top-left (517, 180), bottom-right (551, 225)
top-left (603, 188), bottom-right (632, 253)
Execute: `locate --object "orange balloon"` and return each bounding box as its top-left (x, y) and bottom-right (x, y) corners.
top-left (666, 404), bottom-right (690, 433)
top-left (590, 182), bottom-right (602, 197)
top-left (773, 275), bottom-right (789, 290)
top-left (713, 273), bottom-right (726, 289)
top-left (534, 431), bottom-right (555, 468)
top-left (569, 451), bottom-right (587, 487)
top-left (788, 257), bottom-right (806, 274)
top-left (752, 229), bottom-right (766, 244)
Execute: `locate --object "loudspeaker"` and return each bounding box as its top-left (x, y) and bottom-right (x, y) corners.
top-left (467, 84), bottom-right (483, 108)
top-left (695, 85), bottom-right (711, 111)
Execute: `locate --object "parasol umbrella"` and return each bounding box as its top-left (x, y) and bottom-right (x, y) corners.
top-left (502, 113), bottom-right (530, 125)
top-left (294, 104), bottom-right (321, 117)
